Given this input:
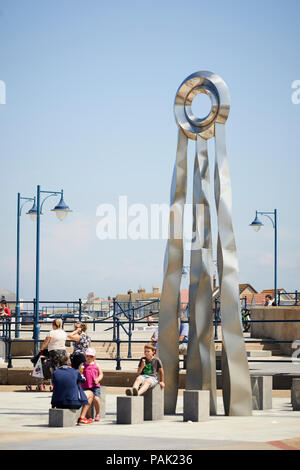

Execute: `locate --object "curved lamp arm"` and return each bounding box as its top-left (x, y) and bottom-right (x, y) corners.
top-left (40, 190), bottom-right (62, 214)
top-left (19, 197), bottom-right (35, 216)
top-left (258, 211), bottom-right (275, 229)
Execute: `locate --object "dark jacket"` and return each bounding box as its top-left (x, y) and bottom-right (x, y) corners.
top-left (51, 365), bottom-right (88, 409)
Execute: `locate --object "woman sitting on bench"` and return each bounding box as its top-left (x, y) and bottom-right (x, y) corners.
top-left (51, 353), bottom-right (89, 418)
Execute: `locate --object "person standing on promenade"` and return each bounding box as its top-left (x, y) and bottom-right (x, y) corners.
top-left (68, 322), bottom-right (91, 369)
top-left (40, 318), bottom-right (67, 369)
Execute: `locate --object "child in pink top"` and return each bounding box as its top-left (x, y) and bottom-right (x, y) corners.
top-left (80, 347), bottom-right (103, 423)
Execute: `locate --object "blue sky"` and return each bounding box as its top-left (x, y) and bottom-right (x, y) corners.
top-left (0, 0), bottom-right (300, 301)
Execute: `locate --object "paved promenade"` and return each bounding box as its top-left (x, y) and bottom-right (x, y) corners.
top-left (0, 387), bottom-right (299, 450)
top-left (2, 322), bottom-right (300, 450)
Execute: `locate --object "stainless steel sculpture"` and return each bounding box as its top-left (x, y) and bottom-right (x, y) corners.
top-left (158, 71), bottom-right (252, 416)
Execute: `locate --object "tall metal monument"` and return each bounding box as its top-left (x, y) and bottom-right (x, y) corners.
top-left (158, 71), bottom-right (252, 416)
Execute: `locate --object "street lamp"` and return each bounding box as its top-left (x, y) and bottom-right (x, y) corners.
top-left (15, 194), bottom-right (35, 338)
top-left (51, 191), bottom-right (72, 221)
top-left (32, 185), bottom-right (72, 355)
top-left (249, 209), bottom-right (278, 305)
top-left (26, 198), bottom-right (38, 221)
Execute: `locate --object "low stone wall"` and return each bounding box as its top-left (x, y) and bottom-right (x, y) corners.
top-left (11, 340), bottom-right (35, 356)
top-left (0, 367), bottom-right (297, 389)
top-left (250, 306), bottom-right (300, 355)
top-left (0, 368), bottom-right (187, 388)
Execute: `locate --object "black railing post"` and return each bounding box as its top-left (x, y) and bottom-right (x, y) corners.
top-left (7, 320), bottom-right (12, 369)
top-left (112, 297), bottom-right (116, 341)
top-left (79, 298), bottom-right (82, 322)
top-left (132, 305), bottom-right (135, 331)
top-left (127, 310), bottom-right (132, 359)
top-left (32, 298), bottom-right (40, 356)
top-left (32, 298), bottom-right (36, 327)
top-left (116, 316), bottom-right (121, 370)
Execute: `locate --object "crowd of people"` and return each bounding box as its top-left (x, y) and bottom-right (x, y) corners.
top-left (41, 318), bottom-right (168, 425)
top-left (4, 298), bottom-right (278, 426)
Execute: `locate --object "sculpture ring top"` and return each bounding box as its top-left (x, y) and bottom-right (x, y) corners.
top-left (174, 71), bottom-right (230, 140)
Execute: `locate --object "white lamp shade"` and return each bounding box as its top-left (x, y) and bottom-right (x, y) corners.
top-left (51, 194), bottom-right (72, 221)
top-left (249, 214), bottom-right (263, 232)
top-left (29, 212), bottom-right (37, 222)
top-left (55, 210), bottom-right (68, 221)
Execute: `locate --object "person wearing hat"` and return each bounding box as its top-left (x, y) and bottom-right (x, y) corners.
top-left (79, 347), bottom-right (103, 424)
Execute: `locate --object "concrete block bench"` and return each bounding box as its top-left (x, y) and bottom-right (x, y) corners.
top-left (49, 386), bottom-right (106, 427)
top-left (183, 390), bottom-right (210, 422)
top-left (49, 408), bottom-right (81, 427)
top-left (251, 375), bottom-right (272, 410)
top-left (117, 396), bottom-right (144, 424)
top-left (291, 378), bottom-right (300, 411)
top-left (143, 385), bottom-right (164, 420)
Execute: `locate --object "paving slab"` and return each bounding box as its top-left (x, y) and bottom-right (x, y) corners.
top-left (0, 386), bottom-right (299, 450)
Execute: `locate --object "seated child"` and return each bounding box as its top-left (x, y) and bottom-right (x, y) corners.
top-left (80, 347), bottom-right (103, 423)
top-left (126, 343), bottom-right (165, 396)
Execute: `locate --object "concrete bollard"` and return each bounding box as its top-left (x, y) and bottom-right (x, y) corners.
top-left (49, 408), bottom-right (81, 427)
top-left (143, 385), bottom-right (164, 420)
top-left (251, 375), bottom-right (272, 410)
top-left (117, 396), bottom-right (144, 424)
top-left (183, 390), bottom-right (210, 422)
top-left (291, 378), bottom-right (300, 411)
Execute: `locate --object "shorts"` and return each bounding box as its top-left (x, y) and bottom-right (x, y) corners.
top-left (137, 375), bottom-right (158, 388)
top-left (85, 386), bottom-right (101, 398)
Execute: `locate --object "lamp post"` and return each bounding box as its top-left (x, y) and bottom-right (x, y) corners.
top-left (32, 185), bottom-right (72, 355)
top-left (15, 194), bottom-right (36, 338)
top-left (249, 209), bottom-right (278, 305)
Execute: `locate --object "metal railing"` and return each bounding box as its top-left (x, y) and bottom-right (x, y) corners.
top-left (1, 297), bottom-right (300, 370)
top-left (277, 290), bottom-right (300, 306)
top-left (240, 290), bottom-right (300, 308)
top-left (0, 298), bottom-right (162, 368)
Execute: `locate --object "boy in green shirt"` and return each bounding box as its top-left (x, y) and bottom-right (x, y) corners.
top-left (126, 343), bottom-right (165, 396)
